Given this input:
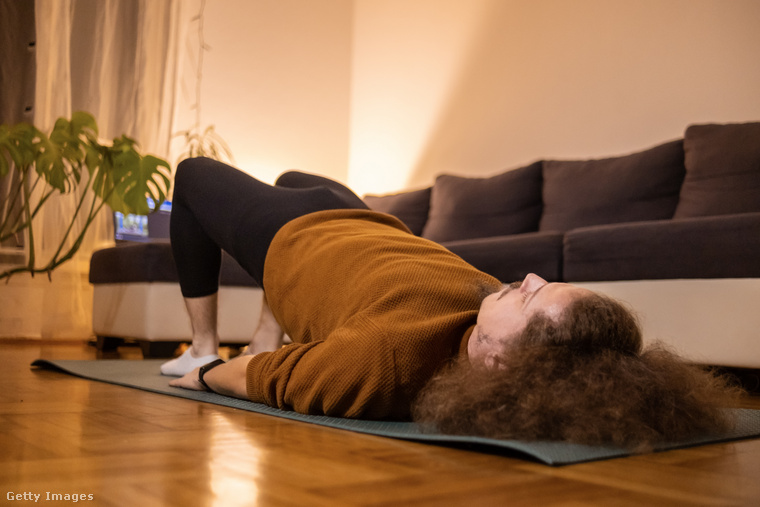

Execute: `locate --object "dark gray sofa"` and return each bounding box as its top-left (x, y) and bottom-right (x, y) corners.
top-left (364, 122), bottom-right (760, 368)
top-left (364, 122), bottom-right (760, 285)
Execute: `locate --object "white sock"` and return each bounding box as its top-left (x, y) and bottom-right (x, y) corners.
top-left (160, 348), bottom-right (220, 376)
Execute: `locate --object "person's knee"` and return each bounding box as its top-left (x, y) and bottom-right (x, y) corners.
top-left (176, 156), bottom-right (210, 176)
top-left (175, 158), bottom-right (198, 182)
top-left (275, 170), bottom-right (309, 188)
top-left (175, 157), bottom-right (213, 193)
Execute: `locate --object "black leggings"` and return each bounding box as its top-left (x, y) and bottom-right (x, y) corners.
top-left (170, 157), bottom-right (368, 297)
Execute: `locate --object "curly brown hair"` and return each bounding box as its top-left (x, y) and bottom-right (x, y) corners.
top-left (412, 292), bottom-right (742, 450)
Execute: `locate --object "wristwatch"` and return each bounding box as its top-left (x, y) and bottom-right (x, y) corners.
top-left (198, 358), bottom-right (226, 392)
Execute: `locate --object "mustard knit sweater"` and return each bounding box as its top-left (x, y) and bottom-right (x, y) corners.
top-left (245, 209), bottom-right (501, 420)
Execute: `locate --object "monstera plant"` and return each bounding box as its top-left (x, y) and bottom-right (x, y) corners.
top-left (0, 111), bottom-right (171, 281)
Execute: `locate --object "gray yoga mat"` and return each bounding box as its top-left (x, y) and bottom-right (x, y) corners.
top-left (31, 358), bottom-right (760, 466)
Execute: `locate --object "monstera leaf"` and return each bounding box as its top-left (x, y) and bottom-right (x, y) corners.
top-left (89, 135), bottom-right (171, 215)
top-left (0, 122), bottom-right (39, 175)
top-left (0, 112), bottom-right (172, 280)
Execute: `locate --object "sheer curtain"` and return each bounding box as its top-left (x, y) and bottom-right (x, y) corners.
top-left (1, 0), bottom-right (186, 339)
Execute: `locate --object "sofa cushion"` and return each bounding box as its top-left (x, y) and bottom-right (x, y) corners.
top-left (539, 140), bottom-right (685, 232)
top-left (674, 122), bottom-right (760, 218)
top-left (363, 187), bottom-right (431, 236)
top-left (563, 212), bottom-right (760, 282)
top-left (442, 231), bottom-right (564, 283)
top-left (89, 242), bottom-right (259, 287)
top-left (421, 161), bottom-right (543, 243)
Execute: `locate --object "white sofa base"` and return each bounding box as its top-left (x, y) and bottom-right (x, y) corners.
top-left (577, 278), bottom-right (760, 369)
top-left (92, 278), bottom-right (759, 368)
top-left (92, 282), bottom-right (263, 345)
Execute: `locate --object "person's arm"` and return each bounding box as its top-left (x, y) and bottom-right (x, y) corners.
top-left (169, 354), bottom-right (253, 399)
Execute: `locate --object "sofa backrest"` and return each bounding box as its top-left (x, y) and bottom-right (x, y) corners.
top-left (363, 121), bottom-right (760, 243)
top-left (674, 122), bottom-right (760, 218)
top-left (420, 161), bottom-right (543, 242)
top-left (539, 139), bottom-right (685, 233)
top-left (363, 162), bottom-right (544, 241)
top-left (363, 187), bottom-right (431, 236)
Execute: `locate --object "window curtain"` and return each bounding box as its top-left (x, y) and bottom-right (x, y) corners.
top-left (0, 0), bottom-right (35, 253)
top-left (0, 0), bottom-right (187, 339)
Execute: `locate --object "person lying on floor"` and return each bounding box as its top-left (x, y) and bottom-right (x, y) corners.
top-left (165, 157), bottom-right (739, 449)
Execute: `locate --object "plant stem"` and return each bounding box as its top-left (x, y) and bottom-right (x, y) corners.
top-left (47, 190), bottom-right (85, 267)
top-left (22, 171), bottom-right (35, 275)
top-left (0, 164), bottom-right (36, 241)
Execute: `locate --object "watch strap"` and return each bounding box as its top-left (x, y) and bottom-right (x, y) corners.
top-left (198, 358), bottom-right (226, 392)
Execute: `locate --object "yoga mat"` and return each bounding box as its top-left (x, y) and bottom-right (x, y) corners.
top-left (31, 358), bottom-right (760, 466)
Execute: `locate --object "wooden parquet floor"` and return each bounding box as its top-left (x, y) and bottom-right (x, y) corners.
top-left (1, 340), bottom-right (759, 506)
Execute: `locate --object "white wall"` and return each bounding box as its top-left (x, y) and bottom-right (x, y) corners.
top-left (349, 0), bottom-right (760, 194)
top-left (192, 0), bottom-right (760, 193)
top-left (192, 0), bottom-right (353, 184)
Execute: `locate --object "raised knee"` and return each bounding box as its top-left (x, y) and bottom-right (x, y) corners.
top-left (175, 157), bottom-right (212, 191)
top-left (176, 156), bottom-right (209, 177)
top-left (274, 170), bottom-right (307, 187)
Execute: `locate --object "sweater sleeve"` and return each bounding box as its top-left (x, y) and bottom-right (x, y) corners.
top-left (245, 316), bottom-right (408, 419)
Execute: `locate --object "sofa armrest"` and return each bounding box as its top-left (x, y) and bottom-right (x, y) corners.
top-left (564, 212), bottom-right (760, 281)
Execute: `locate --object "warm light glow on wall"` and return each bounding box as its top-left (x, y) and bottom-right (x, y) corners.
top-left (347, 0), bottom-right (760, 196)
top-left (230, 156), bottom-right (288, 185)
top-left (186, 0), bottom-right (353, 185)
top-left (194, 0), bottom-right (760, 197)
top-left (348, 0), bottom-right (492, 196)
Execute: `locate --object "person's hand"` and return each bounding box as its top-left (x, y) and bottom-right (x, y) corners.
top-left (168, 367), bottom-right (206, 391)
